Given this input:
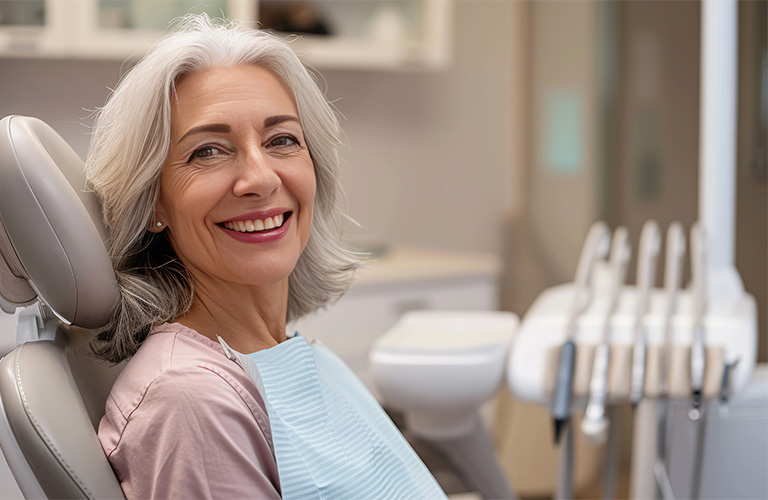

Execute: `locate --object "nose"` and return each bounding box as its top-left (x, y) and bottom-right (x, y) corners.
top-left (232, 147), bottom-right (281, 198)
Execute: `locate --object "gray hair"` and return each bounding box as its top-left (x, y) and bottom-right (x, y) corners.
top-left (86, 15), bottom-right (358, 363)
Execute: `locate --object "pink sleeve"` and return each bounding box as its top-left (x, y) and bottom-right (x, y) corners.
top-left (104, 365), bottom-right (281, 499)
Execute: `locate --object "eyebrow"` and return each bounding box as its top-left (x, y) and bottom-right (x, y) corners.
top-left (176, 115), bottom-right (301, 144)
top-left (263, 114), bottom-right (301, 128)
top-left (177, 123), bottom-right (230, 144)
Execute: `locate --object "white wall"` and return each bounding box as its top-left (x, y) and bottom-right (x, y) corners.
top-left (0, 1), bottom-right (521, 256)
top-left (528, 0), bottom-right (601, 279)
top-left (322, 1), bottom-right (520, 254)
top-left (0, 58), bottom-right (124, 157)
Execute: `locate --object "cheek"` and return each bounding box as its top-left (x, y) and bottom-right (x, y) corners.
top-left (307, 177), bottom-right (317, 210)
top-left (297, 168), bottom-right (317, 247)
top-left (303, 171), bottom-right (317, 219)
top-left (157, 172), bottom-right (223, 261)
top-left (161, 170), bottom-right (219, 221)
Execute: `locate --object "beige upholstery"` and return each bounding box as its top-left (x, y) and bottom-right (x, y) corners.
top-left (0, 115), bottom-right (124, 498)
top-left (0, 324), bottom-right (125, 499)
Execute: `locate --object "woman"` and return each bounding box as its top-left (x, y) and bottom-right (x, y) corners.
top-left (87, 15), bottom-right (446, 500)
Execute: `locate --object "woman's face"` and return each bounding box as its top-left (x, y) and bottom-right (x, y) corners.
top-left (154, 65), bottom-right (316, 291)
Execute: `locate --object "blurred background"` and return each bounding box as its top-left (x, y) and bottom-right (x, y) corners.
top-left (0, 1), bottom-right (765, 498)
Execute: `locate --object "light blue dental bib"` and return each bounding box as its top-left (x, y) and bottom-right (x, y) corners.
top-left (220, 335), bottom-right (447, 500)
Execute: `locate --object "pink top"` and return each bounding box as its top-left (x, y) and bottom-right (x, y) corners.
top-left (98, 322), bottom-right (281, 499)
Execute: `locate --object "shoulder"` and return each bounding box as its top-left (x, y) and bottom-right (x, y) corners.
top-left (98, 323), bottom-right (280, 498)
top-left (99, 322), bottom-right (270, 454)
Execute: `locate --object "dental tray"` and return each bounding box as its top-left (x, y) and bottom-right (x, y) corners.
top-left (507, 282), bottom-right (758, 408)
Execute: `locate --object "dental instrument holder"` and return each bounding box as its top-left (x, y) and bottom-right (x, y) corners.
top-left (511, 0), bottom-right (754, 495)
top-left (507, 224), bottom-right (758, 499)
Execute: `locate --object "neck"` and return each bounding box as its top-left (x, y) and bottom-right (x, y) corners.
top-left (175, 277), bottom-right (289, 354)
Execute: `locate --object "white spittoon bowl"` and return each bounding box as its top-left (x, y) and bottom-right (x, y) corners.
top-left (369, 310), bottom-right (518, 439)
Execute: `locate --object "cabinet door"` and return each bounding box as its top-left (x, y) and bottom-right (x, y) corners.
top-left (0, 0), bottom-right (64, 56)
top-left (0, 1), bottom-right (45, 26)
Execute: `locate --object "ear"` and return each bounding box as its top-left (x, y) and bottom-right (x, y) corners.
top-left (149, 198), bottom-right (169, 233)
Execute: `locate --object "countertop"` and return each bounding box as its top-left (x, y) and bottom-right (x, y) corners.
top-left (353, 247), bottom-right (501, 287)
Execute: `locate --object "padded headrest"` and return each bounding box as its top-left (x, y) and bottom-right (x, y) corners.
top-left (0, 116), bottom-right (118, 328)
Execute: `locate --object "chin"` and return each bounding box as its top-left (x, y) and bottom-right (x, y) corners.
top-left (235, 259), bottom-right (300, 287)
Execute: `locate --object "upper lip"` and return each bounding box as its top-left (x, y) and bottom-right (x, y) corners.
top-left (218, 208), bottom-right (291, 223)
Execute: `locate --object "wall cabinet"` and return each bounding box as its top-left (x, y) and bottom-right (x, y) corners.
top-left (0, 0), bottom-right (452, 69)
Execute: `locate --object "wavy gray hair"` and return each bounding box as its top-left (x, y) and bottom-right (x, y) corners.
top-left (86, 15), bottom-right (358, 363)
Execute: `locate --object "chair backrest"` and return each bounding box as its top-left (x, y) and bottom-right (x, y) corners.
top-left (0, 115), bottom-right (125, 499)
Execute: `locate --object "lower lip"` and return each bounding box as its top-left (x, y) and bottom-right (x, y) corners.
top-left (220, 215), bottom-right (292, 243)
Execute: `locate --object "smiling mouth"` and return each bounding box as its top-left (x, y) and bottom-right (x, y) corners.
top-left (220, 212), bottom-right (291, 233)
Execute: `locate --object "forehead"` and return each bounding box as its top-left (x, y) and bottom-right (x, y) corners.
top-left (170, 65), bottom-right (298, 131)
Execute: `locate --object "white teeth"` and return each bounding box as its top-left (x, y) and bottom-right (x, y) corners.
top-left (224, 214), bottom-right (286, 233)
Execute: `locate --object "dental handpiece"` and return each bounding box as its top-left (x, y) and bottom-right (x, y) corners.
top-left (582, 227), bottom-right (631, 445)
top-left (630, 220), bottom-right (661, 407)
top-left (654, 222), bottom-right (686, 468)
top-left (551, 221), bottom-right (611, 444)
top-left (689, 222), bottom-right (707, 420)
top-left (659, 222), bottom-right (686, 397)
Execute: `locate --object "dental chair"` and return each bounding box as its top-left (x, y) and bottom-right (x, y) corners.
top-left (0, 115), bottom-right (125, 499)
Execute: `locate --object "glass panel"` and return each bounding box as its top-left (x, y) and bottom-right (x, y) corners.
top-left (259, 0), bottom-right (424, 41)
top-left (0, 0), bottom-right (45, 26)
top-left (259, 1), bottom-right (334, 36)
top-left (98, 0), bottom-right (228, 30)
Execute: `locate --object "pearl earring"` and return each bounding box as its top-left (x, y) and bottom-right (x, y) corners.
top-left (156, 222), bottom-right (163, 227)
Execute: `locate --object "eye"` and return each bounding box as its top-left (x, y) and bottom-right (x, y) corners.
top-left (187, 145), bottom-right (226, 162)
top-left (267, 135), bottom-right (301, 149)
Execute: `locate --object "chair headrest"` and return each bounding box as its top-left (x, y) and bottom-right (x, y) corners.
top-left (0, 116), bottom-right (118, 328)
